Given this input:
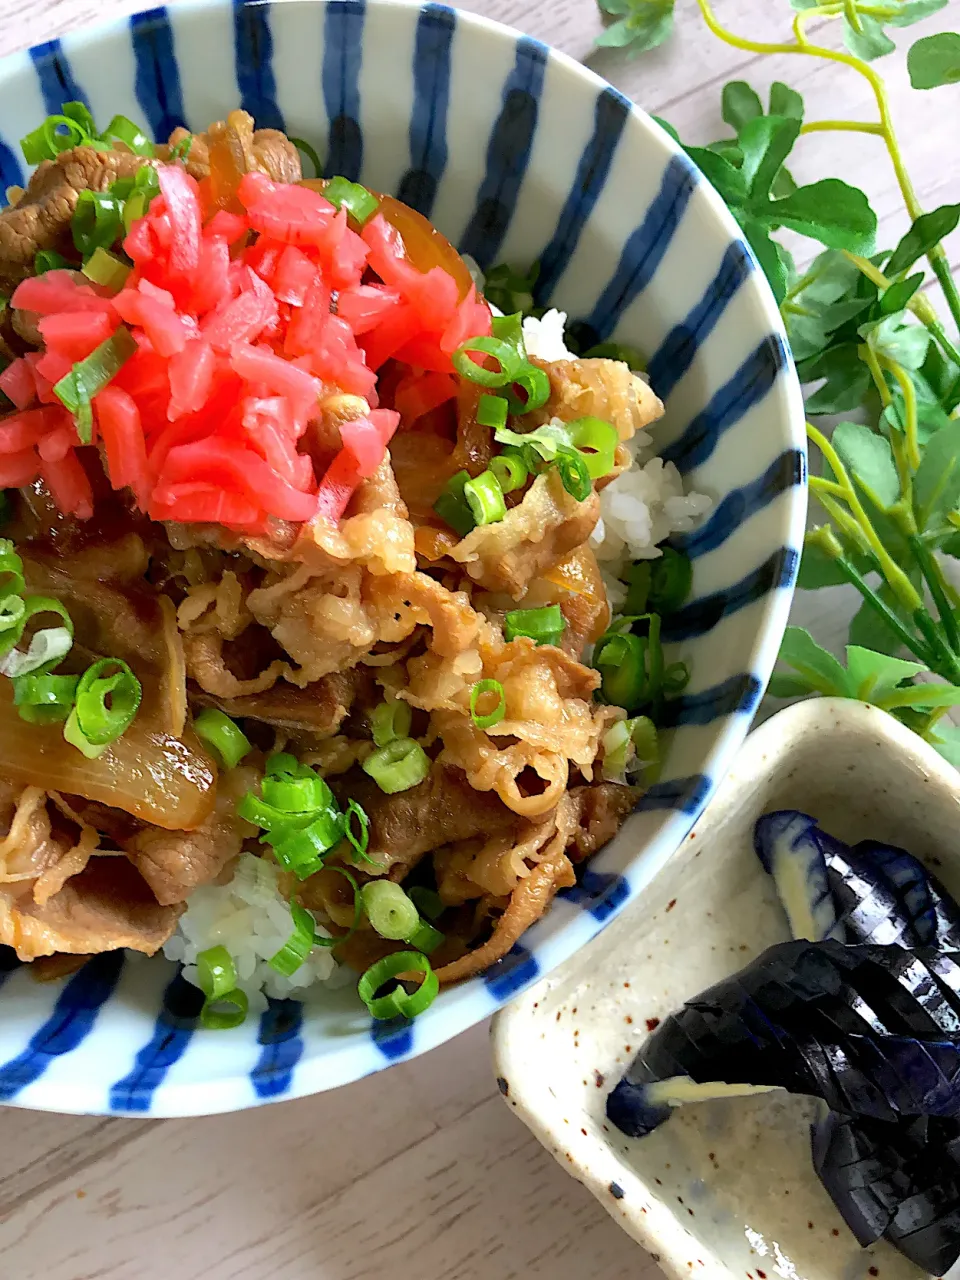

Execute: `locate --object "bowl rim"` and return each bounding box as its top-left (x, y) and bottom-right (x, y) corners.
top-left (0, 0), bottom-right (807, 1117)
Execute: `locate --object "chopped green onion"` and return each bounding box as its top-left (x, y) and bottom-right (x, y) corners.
top-left (269, 812), bottom-right (343, 878)
top-left (491, 312), bottom-right (526, 354)
top-left (0, 540), bottom-right (25, 600)
top-left (583, 341), bottom-right (646, 371)
top-left (433, 470), bottom-right (477, 539)
top-left (555, 444), bottom-right (592, 501)
top-left (72, 189), bottom-right (126, 257)
top-left (168, 133), bottom-right (194, 162)
top-left (357, 950), bottom-right (439, 1021)
top-left (409, 887), bottom-right (445, 921)
top-left (81, 247), bottom-right (130, 291)
top-left (371, 697), bottom-right (412, 747)
top-left (63, 656), bottom-right (141, 757)
top-left (0, 595), bottom-right (26, 653)
top-left (407, 919), bottom-right (444, 954)
top-left (344, 798), bottom-right (374, 865)
top-left (463, 470), bottom-right (507, 525)
top-left (238, 792), bottom-right (312, 831)
top-left (265, 751), bottom-right (305, 778)
top-left (196, 945), bottom-right (248, 1030)
top-left (323, 176), bottom-right (380, 225)
top-left (12, 672), bottom-right (79, 725)
top-left (601, 718), bottom-right (633, 781)
top-left (566, 417), bottom-right (618, 479)
top-left (490, 450), bottom-right (528, 493)
top-left (470, 678), bottom-right (506, 731)
top-left (362, 737), bottom-right (431, 794)
top-left (631, 715), bottom-right (660, 770)
top-left (483, 262), bottom-right (541, 318)
top-left (62, 102), bottom-right (97, 139)
top-left (311, 865), bottom-right (363, 948)
top-left (453, 336), bottom-right (525, 388)
top-left (102, 114), bottom-right (154, 156)
top-left (193, 707), bottom-right (252, 770)
top-left (262, 771), bottom-right (332, 814)
top-left (0, 595), bottom-right (74, 675)
top-left (623, 562), bottom-right (651, 615)
top-left (54, 326), bottom-right (138, 443)
top-left (504, 604), bottom-right (565, 647)
top-left (593, 615), bottom-right (663, 713)
top-left (119, 167), bottom-right (161, 231)
top-left (477, 394), bottom-right (509, 430)
top-left (289, 136), bottom-right (323, 179)
top-left (663, 660), bottom-right (690, 694)
top-left (494, 421), bottom-right (570, 465)
top-left (21, 115), bottom-right (88, 165)
top-left (504, 363), bottom-right (551, 415)
top-left (34, 249), bottom-right (71, 274)
top-left (648, 548), bottom-right (692, 614)
top-left (269, 903), bottom-right (317, 976)
top-left (361, 880), bottom-right (420, 941)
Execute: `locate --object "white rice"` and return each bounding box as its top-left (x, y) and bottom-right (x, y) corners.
top-left (167, 309), bottom-right (711, 1005)
top-left (162, 853), bottom-right (344, 1014)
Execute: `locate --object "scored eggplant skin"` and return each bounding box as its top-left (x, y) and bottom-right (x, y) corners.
top-left (606, 938), bottom-right (960, 1133)
top-left (607, 812), bottom-right (960, 1274)
top-left (813, 1109), bottom-right (960, 1276)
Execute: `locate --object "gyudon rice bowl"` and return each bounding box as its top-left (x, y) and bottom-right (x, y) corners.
top-left (0, 104), bottom-right (708, 1027)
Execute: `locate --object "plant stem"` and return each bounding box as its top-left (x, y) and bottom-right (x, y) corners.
top-left (911, 535), bottom-right (960, 654)
top-left (809, 476), bottom-right (848, 499)
top-left (845, 252), bottom-right (960, 369)
top-left (876, 353), bottom-right (921, 470)
top-left (807, 422), bottom-right (924, 612)
top-left (693, 0), bottom-right (960, 337)
top-left (800, 120), bottom-right (885, 135)
top-left (831, 554), bottom-right (935, 666)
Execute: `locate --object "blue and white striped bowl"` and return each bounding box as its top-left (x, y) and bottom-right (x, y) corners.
top-left (0, 0), bottom-right (805, 1116)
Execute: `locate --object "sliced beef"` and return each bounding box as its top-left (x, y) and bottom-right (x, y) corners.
top-left (192, 668), bottom-right (365, 736)
top-left (329, 763), bottom-right (517, 876)
top-left (0, 147), bottom-right (156, 293)
top-left (567, 782), bottom-right (637, 861)
top-left (122, 762), bottom-right (259, 905)
top-left (451, 469), bottom-right (600, 599)
top-left (433, 845), bottom-right (575, 984)
top-left (0, 857), bottom-right (180, 960)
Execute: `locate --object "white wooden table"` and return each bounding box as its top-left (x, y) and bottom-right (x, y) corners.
top-left (0, 0), bottom-right (955, 1275)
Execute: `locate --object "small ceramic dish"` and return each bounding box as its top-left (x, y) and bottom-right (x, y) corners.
top-left (492, 698), bottom-right (960, 1280)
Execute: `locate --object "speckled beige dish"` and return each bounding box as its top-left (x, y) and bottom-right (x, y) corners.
top-left (492, 698), bottom-right (960, 1280)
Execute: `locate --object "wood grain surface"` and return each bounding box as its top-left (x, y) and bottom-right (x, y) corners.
top-left (0, 1), bottom-right (955, 1276)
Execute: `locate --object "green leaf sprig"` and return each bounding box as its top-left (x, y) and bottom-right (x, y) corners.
top-left (595, 0), bottom-right (960, 768)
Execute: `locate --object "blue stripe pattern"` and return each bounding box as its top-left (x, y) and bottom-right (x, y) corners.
top-left (662, 547), bottom-right (799, 643)
top-left (322, 0), bottom-right (365, 181)
top-left (534, 87), bottom-right (631, 303)
top-left (252, 998), bottom-right (304, 1098)
top-left (570, 156), bottom-right (698, 349)
top-left (397, 4), bottom-right (455, 217)
top-left (637, 774), bottom-right (712, 815)
top-left (234, 0), bottom-right (284, 132)
top-left (671, 449), bottom-right (805, 560)
top-left (459, 37), bottom-right (548, 267)
top-left (661, 335), bottom-right (789, 475)
top-left (109, 972), bottom-right (202, 1113)
top-left (560, 871), bottom-right (630, 922)
top-left (130, 8), bottom-right (186, 142)
top-left (0, 954), bottom-right (123, 1102)
top-left (646, 241), bottom-right (754, 401)
top-left (659, 673), bottom-right (763, 729)
top-left (484, 944), bottom-right (539, 1000)
top-left (372, 1015), bottom-right (414, 1060)
top-left (30, 39), bottom-right (87, 114)
top-left (0, 136), bottom-right (23, 197)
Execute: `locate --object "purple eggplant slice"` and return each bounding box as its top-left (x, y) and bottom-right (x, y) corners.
top-left (753, 811), bottom-right (842, 942)
top-left (606, 940), bottom-right (960, 1136)
top-left (813, 1109), bottom-right (960, 1275)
